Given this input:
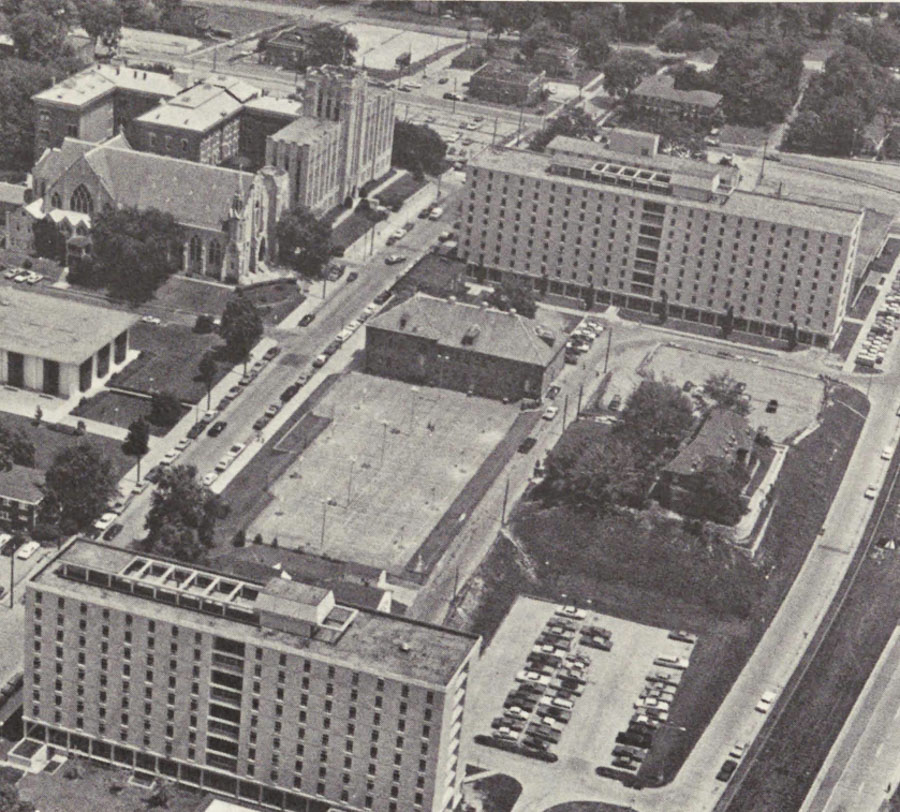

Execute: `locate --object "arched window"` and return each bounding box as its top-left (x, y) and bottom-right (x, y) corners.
top-left (207, 240), bottom-right (222, 271)
top-left (50, 192), bottom-right (61, 208)
top-left (70, 184), bottom-right (93, 214)
top-left (189, 235), bottom-right (203, 266)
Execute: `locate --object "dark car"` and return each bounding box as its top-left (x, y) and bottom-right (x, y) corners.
top-left (208, 421), bottom-right (227, 437)
top-left (716, 760), bottom-right (738, 782)
top-left (145, 465), bottom-right (163, 483)
top-left (264, 345), bottom-right (281, 361)
top-left (608, 395), bottom-right (622, 411)
top-left (253, 416), bottom-right (269, 431)
top-left (346, 271), bottom-right (359, 283)
top-left (103, 523), bottom-right (124, 541)
top-left (299, 313), bottom-right (316, 327)
top-left (518, 437), bottom-right (537, 454)
top-left (324, 340), bottom-right (341, 356)
top-left (547, 385), bottom-right (561, 399)
top-left (373, 290), bottom-right (392, 305)
top-left (186, 423), bottom-right (204, 440)
top-left (281, 383), bottom-right (300, 403)
top-left (766, 398), bottom-right (779, 413)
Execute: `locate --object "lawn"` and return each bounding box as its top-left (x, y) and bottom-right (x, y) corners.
top-left (719, 123), bottom-right (772, 147)
top-left (201, 3), bottom-right (289, 36)
top-left (107, 323), bottom-right (228, 404)
top-left (871, 236), bottom-right (900, 275)
top-left (848, 285), bottom-right (880, 321)
top-left (376, 172), bottom-right (429, 211)
top-left (152, 275), bottom-right (233, 318)
top-left (393, 253), bottom-right (472, 301)
top-left (331, 209), bottom-right (379, 254)
top-left (831, 321), bottom-right (862, 361)
top-left (0, 410), bottom-right (133, 480)
top-left (18, 757), bottom-right (206, 812)
top-left (544, 804), bottom-right (632, 812)
top-left (458, 382), bottom-right (867, 785)
top-left (242, 278), bottom-right (305, 324)
top-left (71, 391), bottom-right (186, 436)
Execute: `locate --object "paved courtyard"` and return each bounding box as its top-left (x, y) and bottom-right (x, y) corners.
top-left (248, 372), bottom-right (518, 572)
top-left (341, 21), bottom-right (464, 71)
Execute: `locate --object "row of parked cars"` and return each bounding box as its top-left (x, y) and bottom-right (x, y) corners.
top-left (565, 318), bottom-right (604, 364)
top-left (0, 533), bottom-right (40, 561)
top-left (3, 267), bottom-right (43, 285)
top-left (490, 606), bottom-right (594, 757)
top-left (610, 631), bottom-right (695, 773)
top-left (311, 295), bottom-right (388, 369)
top-left (856, 290), bottom-right (900, 368)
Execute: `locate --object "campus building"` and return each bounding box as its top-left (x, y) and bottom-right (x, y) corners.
top-left (0, 287), bottom-right (137, 397)
top-left (460, 131), bottom-right (864, 347)
top-left (21, 540), bottom-right (479, 812)
top-left (9, 136), bottom-right (288, 283)
top-left (260, 20), bottom-right (339, 71)
top-left (631, 74), bottom-right (723, 123)
top-left (266, 66), bottom-right (395, 213)
top-left (468, 61), bottom-right (545, 107)
top-left (365, 293), bottom-right (567, 401)
top-left (32, 63), bottom-right (183, 160)
top-left (0, 465), bottom-right (44, 532)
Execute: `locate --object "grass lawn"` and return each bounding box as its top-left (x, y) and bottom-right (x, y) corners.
top-left (459, 382), bottom-right (867, 785)
top-left (720, 123), bottom-right (772, 147)
top-left (243, 278), bottom-right (305, 324)
top-left (71, 391), bottom-right (186, 437)
top-left (848, 284), bottom-right (879, 321)
top-left (0, 410), bottom-right (133, 480)
top-left (153, 275), bottom-right (233, 318)
top-left (468, 773), bottom-right (522, 812)
top-left (202, 3), bottom-right (288, 35)
top-left (376, 172), bottom-right (429, 211)
top-left (18, 757), bottom-right (206, 812)
top-left (831, 321), bottom-right (862, 361)
top-left (544, 804), bottom-right (632, 812)
top-left (108, 323), bottom-right (227, 404)
top-left (394, 253), bottom-right (472, 301)
top-left (331, 209), bottom-right (379, 254)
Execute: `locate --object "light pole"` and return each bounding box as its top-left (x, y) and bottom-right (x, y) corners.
top-left (320, 499), bottom-right (329, 552)
top-left (380, 420), bottom-right (389, 467)
top-left (347, 457), bottom-right (356, 507)
top-left (604, 326), bottom-right (613, 375)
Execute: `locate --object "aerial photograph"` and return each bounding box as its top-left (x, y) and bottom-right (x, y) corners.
top-left (2, 1), bottom-right (900, 811)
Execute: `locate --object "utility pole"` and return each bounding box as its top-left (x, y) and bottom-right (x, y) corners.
top-left (562, 394), bottom-right (569, 430)
top-left (577, 384), bottom-right (583, 417)
top-left (9, 547), bottom-right (14, 609)
top-left (604, 326), bottom-right (613, 375)
top-left (320, 501), bottom-right (328, 552)
top-left (501, 476), bottom-right (510, 525)
top-left (492, 116), bottom-right (498, 147)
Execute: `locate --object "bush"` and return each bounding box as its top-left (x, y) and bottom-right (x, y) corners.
top-left (193, 314), bottom-right (215, 334)
top-left (22, 258), bottom-right (32, 269)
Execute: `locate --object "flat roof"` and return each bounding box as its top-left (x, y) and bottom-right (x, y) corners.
top-left (33, 64), bottom-right (181, 108)
top-left (136, 83), bottom-right (245, 133)
top-left (472, 60), bottom-right (543, 83)
top-left (271, 115), bottom-right (340, 145)
top-left (0, 464), bottom-right (43, 505)
top-left (473, 146), bottom-right (863, 235)
top-left (0, 288), bottom-right (138, 365)
top-left (34, 540), bottom-right (478, 687)
top-left (243, 96), bottom-right (304, 118)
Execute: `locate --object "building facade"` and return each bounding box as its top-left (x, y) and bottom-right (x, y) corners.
top-left (365, 294), bottom-right (567, 401)
top-left (459, 133), bottom-right (863, 347)
top-left (468, 61), bottom-right (545, 107)
top-left (630, 75), bottom-right (723, 122)
top-left (22, 540), bottom-right (479, 812)
top-left (0, 287), bottom-right (136, 397)
top-left (0, 465), bottom-right (43, 532)
top-left (32, 64), bottom-right (183, 161)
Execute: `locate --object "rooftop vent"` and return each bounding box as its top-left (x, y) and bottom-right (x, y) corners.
top-left (399, 313), bottom-right (408, 329)
top-left (462, 324), bottom-right (480, 345)
top-left (398, 641), bottom-right (411, 653)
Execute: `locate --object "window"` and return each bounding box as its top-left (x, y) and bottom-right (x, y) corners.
top-left (70, 185), bottom-right (93, 215)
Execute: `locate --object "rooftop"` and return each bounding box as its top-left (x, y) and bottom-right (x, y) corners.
top-left (367, 293), bottom-right (566, 366)
top-left (0, 182), bottom-right (27, 207)
top-left (33, 64), bottom-right (182, 108)
top-left (634, 74), bottom-right (723, 108)
top-left (0, 288), bottom-right (138, 365)
top-left (665, 408), bottom-right (756, 476)
top-left (135, 82), bottom-right (247, 133)
top-left (0, 464), bottom-right (44, 505)
top-left (472, 60), bottom-right (544, 84)
top-left (270, 115), bottom-right (340, 146)
top-left (473, 145), bottom-right (863, 234)
top-left (33, 540), bottom-right (478, 687)
top-left (243, 95), bottom-right (304, 119)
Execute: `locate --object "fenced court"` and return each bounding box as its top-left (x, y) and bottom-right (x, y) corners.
top-left (248, 372), bottom-right (517, 573)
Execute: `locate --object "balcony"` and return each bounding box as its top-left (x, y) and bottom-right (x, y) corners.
top-left (211, 653), bottom-right (244, 674)
top-left (210, 686), bottom-right (242, 707)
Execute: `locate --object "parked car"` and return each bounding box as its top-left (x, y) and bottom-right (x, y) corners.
top-left (208, 421), bottom-right (227, 437)
top-left (865, 485), bottom-right (878, 499)
top-left (668, 630), bottom-right (697, 644)
top-left (556, 605), bottom-right (586, 620)
top-left (654, 654), bottom-right (689, 670)
top-left (766, 398), bottom-right (779, 413)
top-left (202, 472), bottom-right (218, 486)
top-left (373, 291), bottom-right (392, 305)
top-left (312, 354), bottom-right (328, 369)
top-left (265, 403), bottom-right (281, 418)
top-left (264, 345), bottom-right (281, 361)
top-left (141, 315), bottom-right (161, 325)
top-left (145, 464), bottom-right (164, 482)
top-left (15, 541), bottom-right (40, 560)
top-left (518, 437), bottom-right (537, 454)
top-left (385, 254), bottom-right (406, 265)
top-left (756, 689), bottom-right (777, 713)
top-left (299, 313), bottom-right (316, 327)
top-left (93, 512), bottom-right (119, 532)
top-left (186, 423), bottom-right (204, 440)
top-left (608, 395), bottom-right (622, 411)
top-left (542, 405), bottom-right (559, 420)
top-left (253, 416), bottom-right (270, 431)
top-left (281, 383), bottom-right (300, 402)
top-left (131, 480), bottom-right (150, 496)
top-left (103, 523), bottom-right (124, 541)
top-left (716, 760), bottom-right (738, 782)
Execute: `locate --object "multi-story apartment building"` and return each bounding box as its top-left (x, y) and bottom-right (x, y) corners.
top-left (631, 75), bottom-right (723, 123)
top-left (0, 465), bottom-right (43, 532)
top-left (22, 540), bottom-right (479, 812)
top-left (468, 61), bottom-right (545, 107)
top-left (460, 130), bottom-right (864, 347)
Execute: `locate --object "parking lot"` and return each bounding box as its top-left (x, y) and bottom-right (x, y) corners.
top-left (644, 345), bottom-right (824, 443)
top-left (470, 596), bottom-right (694, 774)
top-left (855, 278), bottom-right (900, 369)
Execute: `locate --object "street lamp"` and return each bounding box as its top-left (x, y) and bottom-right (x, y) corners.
top-left (380, 420), bottom-right (389, 467)
top-left (347, 457), bottom-right (357, 507)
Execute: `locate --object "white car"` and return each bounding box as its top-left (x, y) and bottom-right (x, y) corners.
top-left (25, 273), bottom-right (43, 285)
top-left (729, 743), bottom-right (746, 759)
top-left (882, 445), bottom-right (894, 461)
top-left (3, 268), bottom-right (18, 279)
top-left (16, 541), bottom-right (40, 560)
top-left (346, 319), bottom-right (361, 334)
top-left (14, 271), bottom-right (30, 282)
top-left (668, 630), bottom-right (697, 644)
top-left (654, 654), bottom-right (689, 670)
top-left (202, 472), bottom-right (219, 486)
top-left (556, 605), bottom-right (586, 620)
top-left (131, 480), bottom-right (149, 496)
top-left (429, 206), bottom-right (445, 220)
top-left (93, 512), bottom-right (119, 532)
top-left (756, 690), bottom-right (777, 713)
top-left (865, 485), bottom-right (878, 499)
top-left (516, 670), bottom-right (551, 686)
top-left (161, 450), bottom-right (179, 465)
top-left (542, 405), bottom-right (559, 421)
top-left (228, 443), bottom-right (246, 458)
top-left (541, 696), bottom-right (574, 710)
top-left (336, 329), bottom-right (353, 344)
top-left (141, 315), bottom-right (161, 325)
top-left (175, 438), bottom-right (192, 452)
top-left (214, 457), bottom-right (231, 473)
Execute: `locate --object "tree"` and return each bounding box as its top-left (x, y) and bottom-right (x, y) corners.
top-left (485, 278), bottom-right (537, 318)
top-left (121, 417), bottom-right (150, 481)
top-left (143, 464), bottom-right (228, 562)
top-left (32, 217), bottom-right (67, 261)
top-left (571, 9), bottom-right (611, 68)
top-left (616, 378), bottom-right (694, 463)
top-left (10, 8), bottom-right (67, 62)
top-left (197, 353), bottom-right (217, 410)
top-left (231, 528), bottom-right (246, 547)
top-left (148, 391), bottom-right (182, 428)
top-left (683, 460), bottom-right (747, 525)
top-left (0, 58), bottom-right (60, 171)
top-left (220, 290), bottom-right (263, 368)
top-left (0, 774), bottom-right (35, 812)
top-left (275, 205), bottom-right (332, 279)
top-left (520, 18), bottom-right (559, 60)
top-left (721, 304), bottom-right (734, 338)
top-left (78, 0), bottom-right (122, 49)
top-left (193, 313), bottom-right (215, 334)
top-left (392, 121), bottom-right (447, 176)
top-left (602, 51), bottom-right (658, 99)
top-left (703, 372), bottom-right (751, 415)
top-left (530, 107), bottom-right (595, 152)
top-left (656, 20), bottom-right (729, 53)
top-left (0, 419), bottom-right (36, 470)
top-left (306, 25), bottom-right (358, 68)
top-left (41, 442), bottom-right (116, 531)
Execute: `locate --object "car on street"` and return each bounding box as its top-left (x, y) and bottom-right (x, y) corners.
top-left (187, 423), bottom-right (204, 439)
top-left (13, 271), bottom-right (30, 282)
top-left (141, 315), bottom-right (161, 325)
top-left (281, 383), bottom-right (300, 402)
top-left (668, 630), bottom-right (697, 644)
top-left (103, 523), bottom-right (124, 541)
top-left (346, 271), bottom-right (358, 282)
top-left (202, 472), bottom-right (218, 486)
top-left (716, 759), bottom-right (738, 782)
top-left (93, 512), bottom-right (119, 532)
top-left (174, 437), bottom-right (192, 452)
top-left (865, 485), bottom-right (878, 499)
top-left (385, 254), bottom-right (406, 265)
top-left (263, 346), bottom-right (281, 363)
top-left (324, 340), bottom-right (341, 356)
top-left (161, 450), bottom-right (179, 466)
top-left (208, 421), bottom-right (227, 437)
top-left (312, 354), bottom-right (328, 369)
top-left (373, 291), bottom-right (392, 305)
top-left (3, 268), bottom-right (18, 279)
top-left (131, 480), bottom-right (150, 496)
top-left (296, 373), bottom-right (310, 386)
top-left (547, 385), bottom-right (561, 399)
top-left (882, 445), bottom-right (894, 461)
top-left (766, 398), bottom-right (779, 413)
top-left (145, 465), bottom-right (164, 482)
top-left (214, 457), bottom-right (231, 473)
top-left (265, 403), bottom-right (281, 418)
top-left (253, 416), bottom-right (270, 431)
top-left (756, 689), bottom-right (777, 713)
top-left (729, 743), bottom-right (746, 760)
top-left (518, 437), bottom-right (537, 454)
top-left (15, 541), bottom-right (40, 560)
top-left (542, 405), bottom-right (559, 420)
top-left (608, 395), bottom-right (622, 411)
top-left (299, 313), bottom-right (316, 327)
top-left (654, 654), bottom-right (689, 669)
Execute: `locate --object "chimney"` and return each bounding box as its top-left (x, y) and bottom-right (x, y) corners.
top-left (399, 313), bottom-right (408, 329)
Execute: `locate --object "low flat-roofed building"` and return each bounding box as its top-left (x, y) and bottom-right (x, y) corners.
top-left (365, 293), bottom-right (567, 401)
top-left (260, 19), bottom-right (338, 70)
top-left (22, 539), bottom-right (480, 812)
top-left (531, 43), bottom-right (579, 78)
top-left (631, 74), bottom-right (723, 122)
top-left (468, 60), bottom-right (545, 107)
top-left (0, 288), bottom-right (137, 396)
top-left (0, 464), bottom-right (43, 532)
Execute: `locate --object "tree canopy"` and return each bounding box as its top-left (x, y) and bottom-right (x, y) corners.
top-left (220, 290), bottom-right (263, 364)
top-left (41, 442), bottom-right (116, 532)
top-left (616, 378), bottom-right (695, 463)
top-left (485, 278), bottom-right (537, 318)
top-left (703, 372), bottom-right (751, 416)
top-left (275, 205), bottom-right (332, 279)
top-left (602, 51), bottom-right (658, 99)
top-left (121, 417), bottom-right (150, 480)
top-left (148, 391), bottom-right (182, 427)
top-left (78, 0), bottom-right (123, 49)
top-left (305, 25), bottom-right (358, 68)
top-left (0, 420), bottom-right (36, 471)
top-left (143, 464), bottom-right (228, 562)
top-left (0, 59), bottom-right (61, 171)
top-left (529, 107), bottom-right (595, 152)
top-left (392, 121), bottom-right (447, 177)
top-left (681, 460), bottom-right (748, 526)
